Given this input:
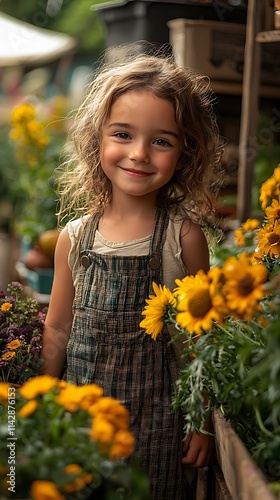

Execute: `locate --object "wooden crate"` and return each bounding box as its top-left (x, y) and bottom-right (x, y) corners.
top-left (213, 410), bottom-right (275, 500)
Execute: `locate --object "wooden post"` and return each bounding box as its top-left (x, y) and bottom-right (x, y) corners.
top-left (237, 0), bottom-right (262, 222)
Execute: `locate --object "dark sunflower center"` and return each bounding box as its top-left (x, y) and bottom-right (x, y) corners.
top-left (188, 290), bottom-right (212, 317)
top-left (238, 276), bottom-right (253, 296)
top-left (268, 233), bottom-right (280, 245)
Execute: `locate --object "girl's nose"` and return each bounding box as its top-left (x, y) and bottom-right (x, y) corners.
top-left (129, 141), bottom-right (150, 163)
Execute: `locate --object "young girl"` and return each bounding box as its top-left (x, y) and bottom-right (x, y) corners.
top-left (41, 47), bottom-right (224, 500)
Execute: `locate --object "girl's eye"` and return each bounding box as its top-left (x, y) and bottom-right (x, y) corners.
top-left (154, 139), bottom-right (171, 147)
top-left (114, 132), bottom-right (130, 140)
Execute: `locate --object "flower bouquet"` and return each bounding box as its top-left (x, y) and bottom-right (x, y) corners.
top-left (141, 165), bottom-right (280, 492)
top-left (0, 282), bottom-right (46, 386)
top-left (0, 375), bottom-right (150, 500)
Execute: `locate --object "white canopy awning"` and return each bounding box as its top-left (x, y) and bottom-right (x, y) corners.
top-left (0, 11), bottom-right (78, 67)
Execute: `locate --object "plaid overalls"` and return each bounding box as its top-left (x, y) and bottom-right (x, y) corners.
top-left (66, 209), bottom-right (189, 499)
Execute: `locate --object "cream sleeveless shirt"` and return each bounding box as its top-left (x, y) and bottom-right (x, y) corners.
top-left (67, 214), bottom-right (189, 370)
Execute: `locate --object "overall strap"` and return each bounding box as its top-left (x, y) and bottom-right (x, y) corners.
top-left (148, 208), bottom-right (169, 283)
top-left (79, 213), bottom-right (100, 252)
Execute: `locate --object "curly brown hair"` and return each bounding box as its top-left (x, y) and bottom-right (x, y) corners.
top-left (56, 44), bottom-right (224, 226)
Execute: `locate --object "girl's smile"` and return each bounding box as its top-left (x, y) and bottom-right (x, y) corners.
top-left (101, 90), bottom-right (182, 199)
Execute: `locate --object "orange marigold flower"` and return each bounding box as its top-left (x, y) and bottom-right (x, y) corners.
top-left (110, 430), bottom-right (135, 459)
top-left (63, 464), bottom-right (93, 493)
top-left (6, 339), bottom-right (21, 350)
top-left (19, 375), bottom-right (59, 400)
top-left (89, 397), bottom-right (130, 430)
top-left (30, 480), bottom-right (64, 500)
top-left (0, 302), bottom-right (12, 312)
top-left (0, 383), bottom-right (11, 404)
top-left (90, 417), bottom-right (115, 444)
top-left (1, 351), bottom-right (16, 361)
top-left (18, 400), bottom-right (38, 418)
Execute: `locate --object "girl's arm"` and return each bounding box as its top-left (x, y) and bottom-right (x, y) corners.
top-left (180, 219), bottom-right (210, 276)
top-left (40, 227), bottom-right (75, 378)
top-left (180, 219), bottom-right (214, 467)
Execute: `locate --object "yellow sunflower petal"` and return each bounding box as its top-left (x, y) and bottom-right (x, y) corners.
top-left (140, 282), bottom-right (175, 340)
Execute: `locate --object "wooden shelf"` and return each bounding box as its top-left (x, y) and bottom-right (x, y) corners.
top-left (256, 30), bottom-right (280, 43)
top-left (211, 80), bottom-right (280, 98)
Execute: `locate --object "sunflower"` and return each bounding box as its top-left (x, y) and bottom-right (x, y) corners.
top-left (234, 219), bottom-right (260, 247)
top-left (174, 270), bottom-right (224, 335)
top-left (140, 282), bottom-right (176, 340)
top-left (259, 165), bottom-right (280, 209)
top-left (234, 228), bottom-right (245, 247)
top-left (242, 218), bottom-right (261, 231)
top-left (256, 220), bottom-right (280, 259)
top-left (264, 197), bottom-right (280, 221)
top-left (222, 255), bottom-right (268, 319)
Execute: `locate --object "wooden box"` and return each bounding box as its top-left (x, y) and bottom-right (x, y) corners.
top-left (213, 410), bottom-right (275, 500)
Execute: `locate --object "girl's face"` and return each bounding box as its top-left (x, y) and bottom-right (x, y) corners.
top-left (100, 90), bottom-right (181, 200)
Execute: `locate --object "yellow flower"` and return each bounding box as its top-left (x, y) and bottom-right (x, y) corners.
top-left (259, 165), bottom-right (280, 209)
top-left (6, 339), bottom-right (21, 350)
top-left (0, 383), bottom-right (11, 404)
top-left (10, 103), bottom-right (35, 125)
top-left (140, 282), bottom-right (176, 340)
top-left (19, 375), bottom-right (59, 400)
top-left (63, 464), bottom-right (93, 493)
top-left (27, 120), bottom-right (49, 147)
top-left (250, 250), bottom-right (263, 265)
top-left (222, 255), bottom-right (268, 319)
top-left (90, 417), bottom-right (115, 444)
top-left (18, 400), bottom-right (38, 418)
top-left (242, 218), bottom-right (260, 232)
top-left (234, 219), bottom-right (260, 247)
top-left (76, 384), bottom-right (104, 411)
top-left (234, 228), bottom-right (245, 247)
top-left (89, 397), bottom-right (130, 430)
top-left (30, 480), bottom-right (64, 500)
top-left (271, 164), bottom-right (280, 183)
top-left (175, 270), bottom-right (224, 335)
top-left (55, 383), bottom-right (103, 412)
top-left (1, 351), bottom-right (15, 361)
top-left (64, 464), bottom-right (82, 475)
top-left (207, 266), bottom-right (230, 316)
top-left (264, 197), bottom-right (280, 221)
top-left (256, 220), bottom-right (280, 259)
top-left (0, 302), bottom-right (12, 312)
top-left (110, 430), bottom-right (135, 459)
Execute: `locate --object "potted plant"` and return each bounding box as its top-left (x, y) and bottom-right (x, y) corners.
top-left (140, 164), bottom-right (280, 498)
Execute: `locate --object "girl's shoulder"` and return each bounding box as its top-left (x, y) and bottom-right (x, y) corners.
top-left (67, 215), bottom-right (91, 242)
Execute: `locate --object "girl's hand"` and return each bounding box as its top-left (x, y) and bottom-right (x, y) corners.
top-left (182, 423), bottom-right (214, 468)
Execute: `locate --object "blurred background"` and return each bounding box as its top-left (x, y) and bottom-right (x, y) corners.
top-left (0, 0), bottom-right (279, 299)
